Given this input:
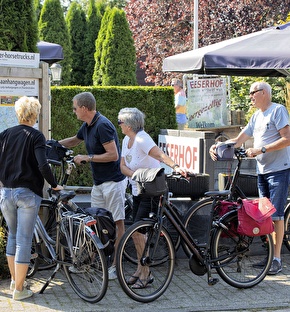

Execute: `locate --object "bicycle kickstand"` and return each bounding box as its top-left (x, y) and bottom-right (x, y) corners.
top-left (207, 262), bottom-right (219, 286)
top-left (39, 263), bottom-right (61, 294)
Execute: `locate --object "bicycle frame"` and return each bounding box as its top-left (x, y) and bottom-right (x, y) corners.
top-left (33, 193), bottom-right (103, 294)
top-left (144, 189), bottom-right (251, 284)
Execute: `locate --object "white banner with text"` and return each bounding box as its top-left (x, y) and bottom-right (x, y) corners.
top-left (187, 77), bottom-right (228, 128)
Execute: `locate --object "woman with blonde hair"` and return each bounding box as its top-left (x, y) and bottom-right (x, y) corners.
top-left (0, 96), bottom-right (63, 300)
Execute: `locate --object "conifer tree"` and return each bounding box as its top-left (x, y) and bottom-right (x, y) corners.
top-left (0, 0), bottom-right (38, 52)
top-left (94, 7), bottom-right (137, 86)
top-left (38, 0), bottom-right (71, 85)
top-left (83, 0), bottom-right (103, 86)
top-left (93, 7), bottom-right (112, 86)
top-left (66, 2), bottom-right (87, 85)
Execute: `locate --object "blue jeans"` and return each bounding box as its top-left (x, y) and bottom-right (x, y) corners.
top-left (0, 187), bottom-right (41, 264)
top-left (258, 168), bottom-right (290, 221)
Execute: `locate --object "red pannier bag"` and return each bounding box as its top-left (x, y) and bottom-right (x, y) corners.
top-left (215, 200), bottom-right (238, 217)
top-left (237, 197), bottom-right (276, 236)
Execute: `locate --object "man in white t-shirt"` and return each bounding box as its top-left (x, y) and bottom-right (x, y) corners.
top-left (210, 81), bottom-right (290, 275)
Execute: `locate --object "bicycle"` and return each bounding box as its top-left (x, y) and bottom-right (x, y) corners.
top-left (30, 188), bottom-right (108, 303)
top-left (27, 148), bottom-right (78, 275)
top-left (181, 148), bottom-right (249, 257)
top-left (183, 148), bottom-right (290, 256)
top-left (115, 156), bottom-right (274, 302)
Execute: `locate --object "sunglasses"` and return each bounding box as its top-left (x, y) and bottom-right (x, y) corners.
top-left (249, 89), bottom-right (263, 96)
top-left (118, 119), bottom-right (124, 125)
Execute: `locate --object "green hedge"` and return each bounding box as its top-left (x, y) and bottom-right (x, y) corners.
top-left (50, 86), bottom-right (176, 186)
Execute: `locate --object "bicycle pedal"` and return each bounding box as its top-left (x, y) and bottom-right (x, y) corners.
top-left (208, 278), bottom-right (219, 286)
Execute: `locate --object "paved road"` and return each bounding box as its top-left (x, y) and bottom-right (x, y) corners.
top-left (1, 253), bottom-right (290, 312)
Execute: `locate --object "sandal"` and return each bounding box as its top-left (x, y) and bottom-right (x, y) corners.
top-left (127, 275), bottom-right (139, 285)
top-left (131, 272), bottom-right (154, 289)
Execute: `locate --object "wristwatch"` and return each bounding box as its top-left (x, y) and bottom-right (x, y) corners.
top-left (88, 154), bottom-right (94, 162)
top-left (261, 147), bottom-right (267, 153)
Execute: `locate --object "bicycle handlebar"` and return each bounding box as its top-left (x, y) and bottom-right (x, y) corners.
top-left (234, 148), bottom-right (247, 160)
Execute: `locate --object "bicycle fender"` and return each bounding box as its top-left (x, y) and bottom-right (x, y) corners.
top-left (86, 226), bottom-right (105, 250)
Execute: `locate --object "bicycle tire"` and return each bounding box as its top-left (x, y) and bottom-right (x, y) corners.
top-left (215, 132), bottom-right (230, 143)
top-left (164, 201), bottom-right (182, 251)
top-left (211, 211), bottom-right (273, 288)
top-left (61, 221), bottom-right (108, 303)
top-left (182, 198), bottom-right (213, 257)
top-left (124, 196), bottom-right (181, 252)
top-left (283, 202), bottom-right (290, 251)
top-left (1, 212), bottom-right (41, 278)
top-left (34, 203), bottom-right (58, 271)
top-left (116, 220), bottom-right (175, 303)
top-left (26, 234), bottom-right (41, 278)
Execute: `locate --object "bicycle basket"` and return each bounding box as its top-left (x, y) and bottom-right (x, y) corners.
top-left (132, 167), bottom-right (168, 197)
top-left (216, 142), bottom-right (235, 161)
top-left (46, 139), bottom-right (69, 162)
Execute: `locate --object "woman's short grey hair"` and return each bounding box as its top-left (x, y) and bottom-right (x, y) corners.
top-left (73, 92), bottom-right (96, 111)
top-left (15, 96), bottom-right (41, 125)
top-left (251, 81), bottom-right (272, 97)
top-left (118, 107), bottom-right (145, 133)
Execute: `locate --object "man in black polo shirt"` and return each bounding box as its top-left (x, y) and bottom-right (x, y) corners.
top-left (59, 92), bottom-right (126, 280)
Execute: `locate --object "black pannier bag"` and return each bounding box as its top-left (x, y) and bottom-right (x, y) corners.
top-left (85, 207), bottom-right (116, 256)
top-left (46, 139), bottom-right (69, 162)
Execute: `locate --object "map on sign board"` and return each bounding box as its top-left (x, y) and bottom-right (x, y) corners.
top-left (0, 78), bottom-right (39, 132)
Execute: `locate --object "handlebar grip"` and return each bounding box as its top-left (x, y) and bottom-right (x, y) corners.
top-left (81, 160), bottom-right (87, 164)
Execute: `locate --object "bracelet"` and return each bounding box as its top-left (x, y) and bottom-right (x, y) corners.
top-left (172, 164), bottom-right (179, 170)
top-left (88, 154), bottom-right (94, 162)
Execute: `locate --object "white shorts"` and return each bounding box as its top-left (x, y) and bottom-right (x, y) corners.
top-left (91, 179), bottom-right (127, 222)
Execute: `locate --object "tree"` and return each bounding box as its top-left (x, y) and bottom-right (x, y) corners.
top-left (94, 7), bottom-right (137, 86)
top-left (125, 0), bottom-right (290, 86)
top-left (38, 0), bottom-right (72, 85)
top-left (83, 0), bottom-right (103, 85)
top-left (0, 0), bottom-right (38, 52)
top-left (66, 2), bottom-right (87, 85)
top-left (93, 7), bottom-right (112, 85)
top-left (34, 0), bottom-right (42, 21)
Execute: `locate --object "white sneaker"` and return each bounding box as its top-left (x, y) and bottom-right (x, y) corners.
top-left (108, 265), bottom-right (117, 280)
top-left (10, 280), bottom-right (28, 291)
top-left (13, 288), bottom-right (33, 300)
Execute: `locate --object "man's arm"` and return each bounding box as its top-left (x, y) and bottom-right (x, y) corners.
top-left (73, 140), bottom-right (119, 165)
top-left (247, 125), bottom-right (290, 157)
top-left (59, 135), bottom-right (82, 148)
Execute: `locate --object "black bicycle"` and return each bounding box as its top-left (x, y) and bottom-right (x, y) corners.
top-left (181, 148), bottom-right (249, 257)
top-left (116, 151), bottom-right (274, 302)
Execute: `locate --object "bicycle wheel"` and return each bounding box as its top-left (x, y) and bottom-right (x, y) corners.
top-left (163, 201), bottom-right (182, 251)
top-left (61, 221), bottom-right (108, 303)
top-left (215, 132), bottom-right (230, 143)
top-left (26, 233), bottom-right (41, 278)
top-left (211, 211), bottom-right (273, 288)
top-left (116, 220), bottom-right (175, 303)
top-left (31, 202), bottom-right (58, 271)
top-left (283, 203), bottom-right (290, 251)
top-left (182, 198), bottom-right (213, 257)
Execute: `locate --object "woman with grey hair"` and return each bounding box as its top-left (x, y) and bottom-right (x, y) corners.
top-left (0, 96), bottom-right (63, 300)
top-left (117, 107), bottom-right (186, 289)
